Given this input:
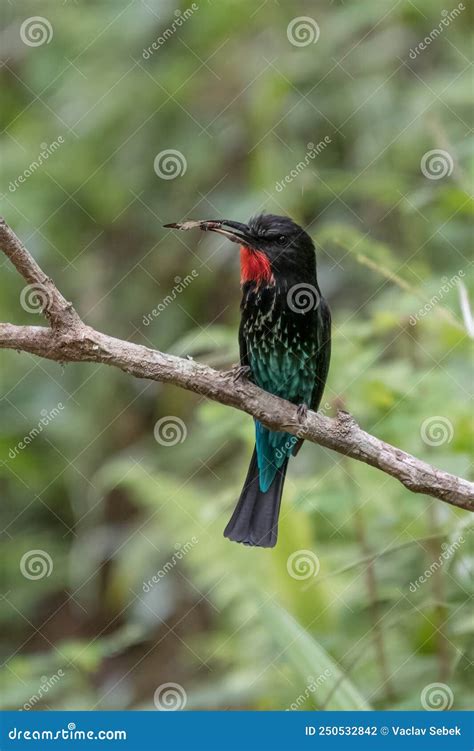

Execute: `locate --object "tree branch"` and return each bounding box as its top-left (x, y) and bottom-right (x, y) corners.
top-left (1, 218), bottom-right (473, 512)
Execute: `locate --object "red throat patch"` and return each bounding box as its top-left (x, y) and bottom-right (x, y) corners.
top-left (240, 246), bottom-right (273, 285)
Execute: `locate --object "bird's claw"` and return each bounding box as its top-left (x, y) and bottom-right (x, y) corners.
top-left (297, 403), bottom-right (308, 423)
top-left (228, 364), bottom-right (252, 383)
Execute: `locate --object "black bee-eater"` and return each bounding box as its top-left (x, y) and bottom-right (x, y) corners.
top-left (164, 214), bottom-right (331, 548)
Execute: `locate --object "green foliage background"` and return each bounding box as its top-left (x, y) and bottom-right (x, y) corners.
top-left (1, 0), bottom-right (472, 711)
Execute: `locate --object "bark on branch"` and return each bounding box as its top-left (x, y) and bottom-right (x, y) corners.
top-left (1, 218), bottom-right (473, 512)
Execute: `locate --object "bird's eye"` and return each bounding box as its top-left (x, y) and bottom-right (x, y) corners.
top-left (278, 235), bottom-right (286, 245)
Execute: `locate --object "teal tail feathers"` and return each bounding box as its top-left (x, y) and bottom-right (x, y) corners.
top-left (255, 420), bottom-right (296, 491)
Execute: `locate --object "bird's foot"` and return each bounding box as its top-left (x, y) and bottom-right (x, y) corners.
top-left (227, 364), bottom-right (252, 384)
top-left (297, 403), bottom-right (308, 423)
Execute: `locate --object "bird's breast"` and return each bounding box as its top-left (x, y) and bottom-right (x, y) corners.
top-left (241, 283), bottom-right (318, 402)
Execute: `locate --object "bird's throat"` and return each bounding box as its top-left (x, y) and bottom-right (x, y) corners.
top-left (240, 246), bottom-right (274, 285)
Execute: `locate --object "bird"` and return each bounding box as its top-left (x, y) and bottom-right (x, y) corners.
top-left (164, 214), bottom-right (331, 548)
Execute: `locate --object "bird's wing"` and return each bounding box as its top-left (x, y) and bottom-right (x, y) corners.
top-left (285, 296), bottom-right (331, 459)
top-left (238, 315), bottom-right (250, 367)
top-left (310, 296), bottom-right (332, 412)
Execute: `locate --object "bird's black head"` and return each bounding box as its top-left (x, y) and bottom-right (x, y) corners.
top-left (244, 213), bottom-right (316, 279)
top-left (165, 213), bottom-right (317, 285)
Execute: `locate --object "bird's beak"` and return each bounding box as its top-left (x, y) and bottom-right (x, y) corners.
top-left (164, 219), bottom-right (255, 248)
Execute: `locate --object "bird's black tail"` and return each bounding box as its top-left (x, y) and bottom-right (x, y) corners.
top-left (224, 448), bottom-right (288, 548)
